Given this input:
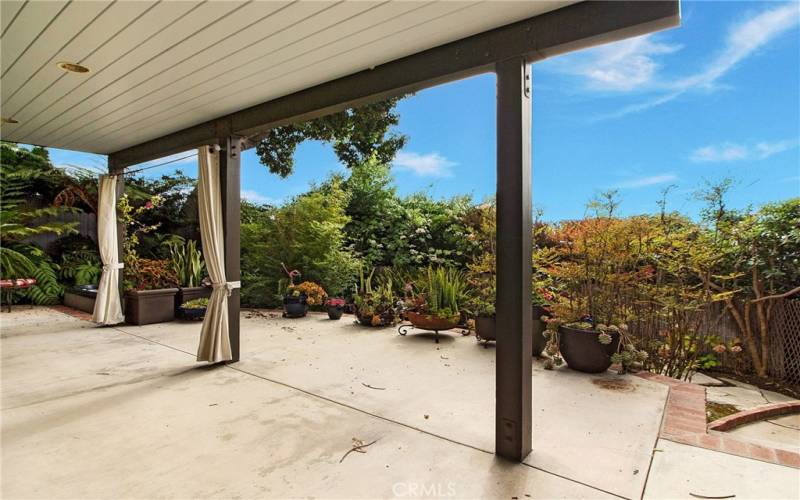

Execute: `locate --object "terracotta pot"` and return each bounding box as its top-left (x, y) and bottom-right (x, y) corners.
top-left (406, 311), bottom-right (460, 331)
top-left (125, 288), bottom-right (179, 325)
top-left (558, 325), bottom-right (620, 373)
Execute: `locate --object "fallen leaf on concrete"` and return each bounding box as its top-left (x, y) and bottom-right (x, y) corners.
top-left (339, 437), bottom-right (379, 463)
top-left (362, 383), bottom-right (386, 390)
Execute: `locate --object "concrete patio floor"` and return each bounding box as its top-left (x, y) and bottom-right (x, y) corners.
top-left (2, 308), bottom-right (797, 499)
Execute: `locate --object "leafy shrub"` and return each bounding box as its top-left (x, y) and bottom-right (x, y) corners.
top-left (126, 259), bottom-right (179, 290)
top-left (181, 298), bottom-right (208, 309)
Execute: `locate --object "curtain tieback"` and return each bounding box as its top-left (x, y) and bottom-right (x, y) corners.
top-left (212, 281), bottom-right (241, 296)
top-left (103, 263), bottom-right (124, 271)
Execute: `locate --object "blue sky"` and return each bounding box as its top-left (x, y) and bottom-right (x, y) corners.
top-left (46, 1), bottom-right (800, 221)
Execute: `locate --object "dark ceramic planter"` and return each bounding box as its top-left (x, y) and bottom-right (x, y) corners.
top-left (179, 307), bottom-right (206, 321)
top-left (283, 295), bottom-right (308, 318)
top-left (125, 288), bottom-right (179, 325)
top-left (474, 306), bottom-right (547, 357)
top-left (327, 306), bottom-right (344, 320)
top-left (558, 325), bottom-right (620, 373)
top-left (475, 315), bottom-right (496, 341)
top-left (175, 286), bottom-right (211, 312)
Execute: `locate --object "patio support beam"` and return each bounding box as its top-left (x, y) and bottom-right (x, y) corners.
top-left (108, 1), bottom-right (679, 168)
top-left (219, 136), bottom-right (242, 362)
top-left (494, 57), bottom-right (533, 461)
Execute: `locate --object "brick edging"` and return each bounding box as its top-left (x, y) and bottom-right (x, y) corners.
top-left (635, 372), bottom-right (800, 469)
top-left (708, 401), bottom-right (800, 432)
top-left (49, 305), bottom-right (93, 322)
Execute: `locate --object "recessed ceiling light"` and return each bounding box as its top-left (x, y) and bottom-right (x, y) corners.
top-left (57, 61), bottom-right (90, 74)
top-left (1, 117), bottom-right (19, 124)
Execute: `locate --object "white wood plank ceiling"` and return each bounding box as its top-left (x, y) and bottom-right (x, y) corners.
top-left (1, 1), bottom-right (573, 155)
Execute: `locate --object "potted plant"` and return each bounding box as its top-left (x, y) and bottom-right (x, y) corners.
top-left (325, 297), bottom-right (345, 320)
top-left (404, 267), bottom-right (467, 332)
top-left (124, 258), bottom-right (180, 325)
top-left (284, 281), bottom-right (325, 318)
top-left (179, 297), bottom-right (208, 320)
top-left (354, 268), bottom-right (397, 327)
top-left (165, 237), bottom-right (209, 311)
top-left (531, 288), bottom-right (553, 357)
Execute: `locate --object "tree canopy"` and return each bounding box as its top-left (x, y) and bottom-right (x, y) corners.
top-left (255, 98), bottom-right (407, 177)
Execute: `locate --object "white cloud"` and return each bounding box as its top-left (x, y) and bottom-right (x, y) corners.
top-left (599, 4), bottom-right (800, 118)
top-left (241, 190), bottom-right (277, 205)
top-left (556, 35), bottom-right (681, 91)
top-left (393, 151), bottom-right (455, 177)
top-left (690, 139), bottom-right (798, 163)
top-left (616, 173), bottom-right (677, 189)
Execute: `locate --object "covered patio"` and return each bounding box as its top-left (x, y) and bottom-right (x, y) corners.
top-left (4, 307), bottom-right (798, 499)
top-left (1, 0), bottom-right (682, 465)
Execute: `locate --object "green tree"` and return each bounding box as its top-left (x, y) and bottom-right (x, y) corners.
top-left (691, 180), bottom-right (800, 377)
top-left (240, 179), bottom-right (360, 306)
top-left (255, 98), bottom-right (407, 177)
top-left (340, 157), bottom-right (402, 267)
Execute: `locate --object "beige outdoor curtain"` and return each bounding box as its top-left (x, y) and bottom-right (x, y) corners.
top-left (92, 174), bottom-right (125, 325)
top-left (196, 145), bottom-right (236, 363)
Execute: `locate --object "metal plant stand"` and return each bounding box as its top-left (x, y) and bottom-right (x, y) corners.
top-left (397, 322), bottom-right (470, 344)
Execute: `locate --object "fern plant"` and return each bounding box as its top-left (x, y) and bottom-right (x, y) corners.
top-left (28, 261), bottom-right (64, 305)
top-left (0, 142), bottom-right (79, 279)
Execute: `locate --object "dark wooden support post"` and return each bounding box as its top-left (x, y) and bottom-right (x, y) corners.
top-left (219, 136), bottom-right (242, 362)
top-left (495, 57), bottom-right (533, 462)
top-left (108, 158), bottom-right (125, 312)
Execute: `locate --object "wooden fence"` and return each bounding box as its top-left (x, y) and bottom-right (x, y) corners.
top-left (711, 298), bottom-right (800, 387)
top-left (25, 213), bottom-right (97, 250)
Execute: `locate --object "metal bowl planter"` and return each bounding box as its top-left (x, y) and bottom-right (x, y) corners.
top-left (283, 294), bottom-right (308, 318)
top-left (558, 325), bottom-right (620, 373)
top-left (400, 311), bottom-right (467, 343)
